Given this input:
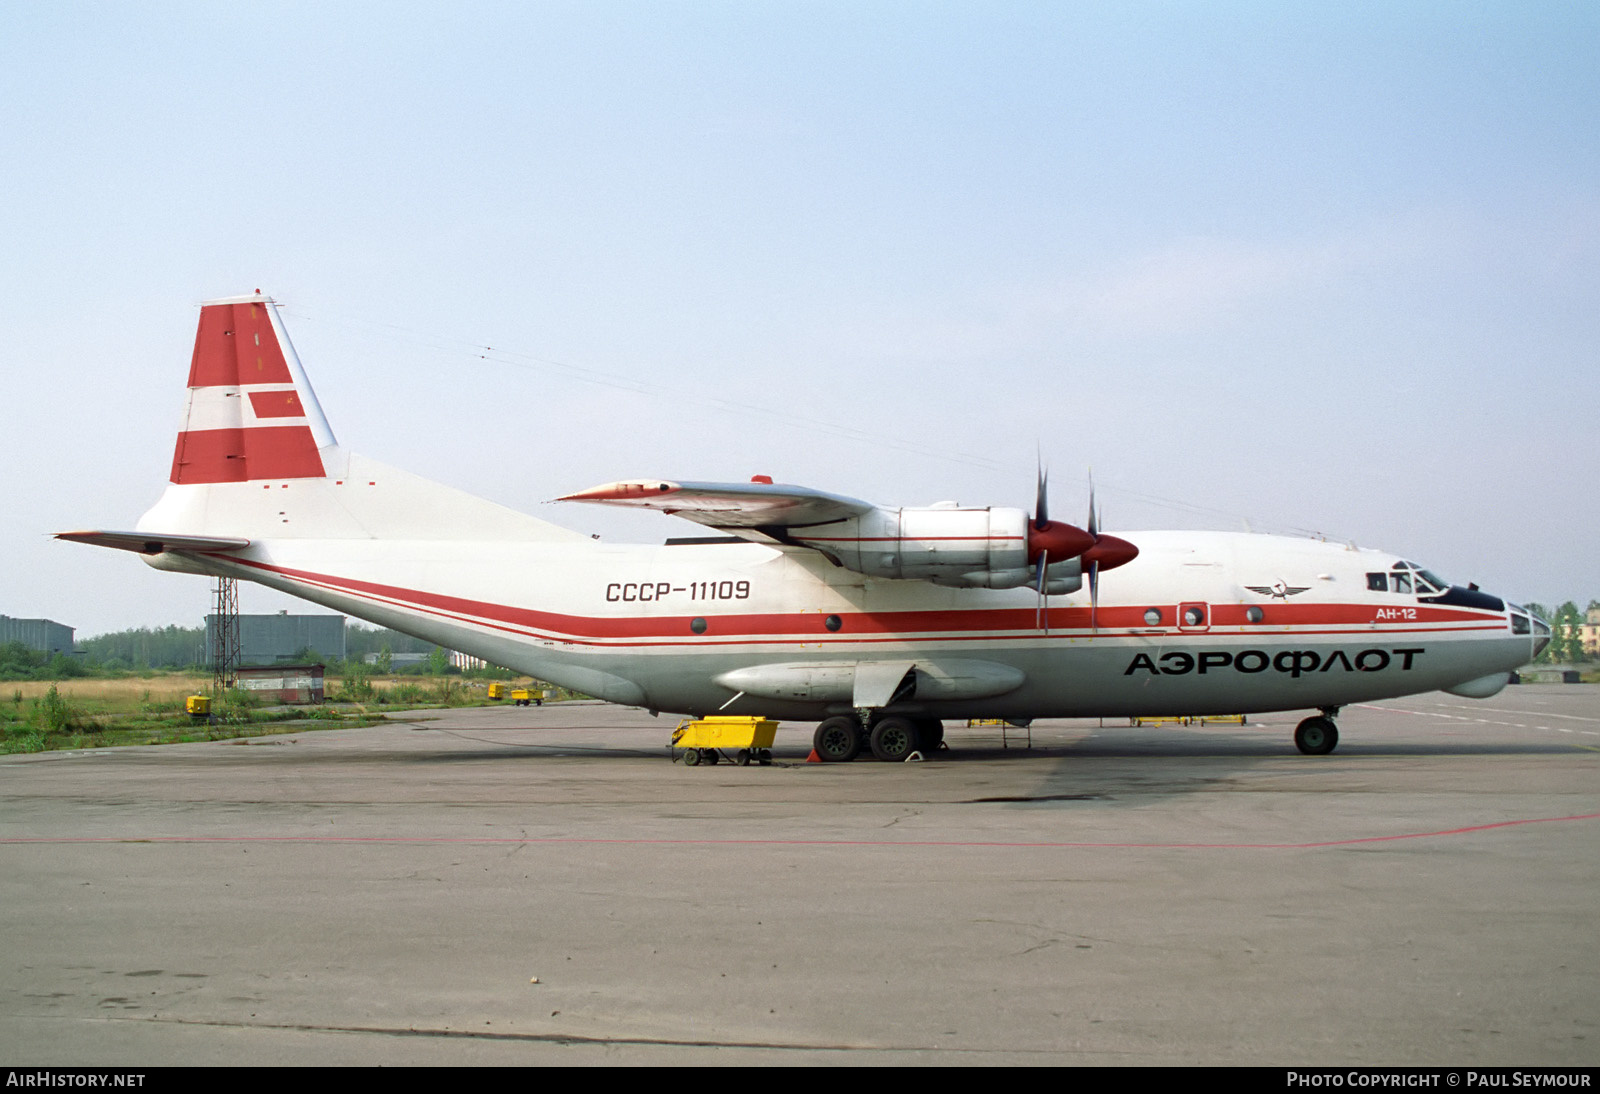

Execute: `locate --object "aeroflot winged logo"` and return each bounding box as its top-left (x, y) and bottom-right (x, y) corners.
top-left (1245, 582), bottom-right (1311, 599)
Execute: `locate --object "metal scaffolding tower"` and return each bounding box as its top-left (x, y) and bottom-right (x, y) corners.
top-left (211, 577), bottom-right (240, 694)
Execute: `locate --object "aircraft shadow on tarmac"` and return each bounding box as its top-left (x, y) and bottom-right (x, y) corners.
top-left (316, 728), bottom-right (1588, 766)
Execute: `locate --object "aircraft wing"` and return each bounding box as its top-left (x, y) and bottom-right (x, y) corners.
top-left (56, 530), bottom-right (252, 555)
top-left (557, 479), bottom-right (875, 530)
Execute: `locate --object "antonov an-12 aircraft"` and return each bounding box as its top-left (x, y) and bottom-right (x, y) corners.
top-left (61, 294), bottom-right (1549, 761)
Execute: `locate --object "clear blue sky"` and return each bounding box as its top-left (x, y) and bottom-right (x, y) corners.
top-left (3, 1), bottom-right (1596, 636)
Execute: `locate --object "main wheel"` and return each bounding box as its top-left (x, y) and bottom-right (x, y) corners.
top-left (914, 718), bottom-right (944, 751)
top-left (813, 716), bottom-right (862, 763)
top-left (1294, 716), bottom-right (1339, 755)
top-left (870, 716), bottom-right (920, 763)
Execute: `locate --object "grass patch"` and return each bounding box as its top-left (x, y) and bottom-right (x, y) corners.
top-left (2, 673), bottom-right (577, 753)
top-left (1, 677), bottom-right (364, 753)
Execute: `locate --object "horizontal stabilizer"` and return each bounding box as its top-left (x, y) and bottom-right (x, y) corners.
top-left (55, 530), bottom-right (252, 555)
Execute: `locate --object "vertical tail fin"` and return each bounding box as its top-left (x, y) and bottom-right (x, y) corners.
top-left (123, 292), bottom-right (587, 544)
top-left (170, 294), bottom-right (334, 484)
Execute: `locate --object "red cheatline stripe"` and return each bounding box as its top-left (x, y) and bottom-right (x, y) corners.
top-left (4, 812), bottom-right (1595, 849)
top-left (794, 535), bottom-right (1026, 543)
top-left (225, 556), bottom-right (1504, 645)
top-left (187, 302), bottom-right (292, 387)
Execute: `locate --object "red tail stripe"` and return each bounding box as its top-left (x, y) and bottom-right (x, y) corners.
top-left (188, 302), bottom-right (292, 387)
top-left (170, 427), bottom-right (325, 484)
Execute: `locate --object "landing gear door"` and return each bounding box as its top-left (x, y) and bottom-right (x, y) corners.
top-left (852, 661), bottom-right (917, 708)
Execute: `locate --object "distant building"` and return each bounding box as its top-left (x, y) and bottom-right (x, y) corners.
top-left (206, 612), bottom-right (346, 666)
top-left (0, 615), bottom-right (74, 655)
top-left (450, 650), bottom-right (487, 671)
top-left (361, 650), bottom-right (491, 671)
top-left (1584, 609), bottom-right (1600, 658)
top-left (236, 664), bottom-right (326, 704)
top-left (364, 652), bottom-right (431, 668)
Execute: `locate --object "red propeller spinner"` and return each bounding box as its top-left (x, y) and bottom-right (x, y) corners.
top-left (1081, 532), bottom-right (1138, 572)
top-left (1027, 517), bottom-right (1096, 563)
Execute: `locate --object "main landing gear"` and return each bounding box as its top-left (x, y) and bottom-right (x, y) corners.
top-left (1293, 709), bottom-right (1340, 755)
top-left (812, 715), bottom-right (944, 763)
top-left (813, 716), bottom-right (862, 763)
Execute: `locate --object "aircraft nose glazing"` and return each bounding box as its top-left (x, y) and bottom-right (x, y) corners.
top-left (1510, 602), bottom-right (1552, 660)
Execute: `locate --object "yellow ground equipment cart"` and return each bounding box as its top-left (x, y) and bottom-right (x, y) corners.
top-left (672, 716), bottom-right (777, 767)
top-left (487, 682), bottom-right (508, 700)
top-left (185, 695), bottom-right (211, 721)
top-left (511, 688), bottom-right (543, 707)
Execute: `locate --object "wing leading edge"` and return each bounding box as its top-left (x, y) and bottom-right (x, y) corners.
top-left (557, 479), bottom-right (875, 530)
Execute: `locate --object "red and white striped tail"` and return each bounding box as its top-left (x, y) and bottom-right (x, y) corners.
top-left (170, 294), bottom-right (334, 484)
top-left (68, 291), bottom-right (589, 548)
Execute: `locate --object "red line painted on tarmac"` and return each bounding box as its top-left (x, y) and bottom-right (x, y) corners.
top-left (5, 811), bottom-right (1595, 849)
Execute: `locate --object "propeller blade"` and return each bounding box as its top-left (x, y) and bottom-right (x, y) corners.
top-left (1034, 553), bottom-right (1048, 633)
top-left (1078, 476), bottom-right (1138, 629)
top-left (1027, 462), bottom-right (1093, 565)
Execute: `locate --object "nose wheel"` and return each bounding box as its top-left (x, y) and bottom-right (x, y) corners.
top-left (1293, 715), bottom-right (1339, 755)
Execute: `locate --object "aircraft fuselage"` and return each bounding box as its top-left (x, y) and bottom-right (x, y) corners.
top-left (153, 528), bottom-right (1534, 722)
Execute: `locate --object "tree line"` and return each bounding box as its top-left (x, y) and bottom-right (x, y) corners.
top-left (1522, 601), bottom-right (1597, 666)
top-left (2, 623), bottom-right (460, 680)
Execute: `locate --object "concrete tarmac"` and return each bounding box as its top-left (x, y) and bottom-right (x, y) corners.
top-left (2, 688), bottom-right (1597, 1065)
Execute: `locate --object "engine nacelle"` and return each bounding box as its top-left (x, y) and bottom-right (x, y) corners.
top-left (960, 559), bottom-right (1083, 594)
top-left (790, 506), bottom-right (1084, 592)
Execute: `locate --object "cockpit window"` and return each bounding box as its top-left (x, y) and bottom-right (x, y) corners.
top-left (1378, 562), bottom-right (1450, 597)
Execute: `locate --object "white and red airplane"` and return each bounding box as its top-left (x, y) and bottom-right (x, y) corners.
top-left (61, 294), bottom-right (1549, 760)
